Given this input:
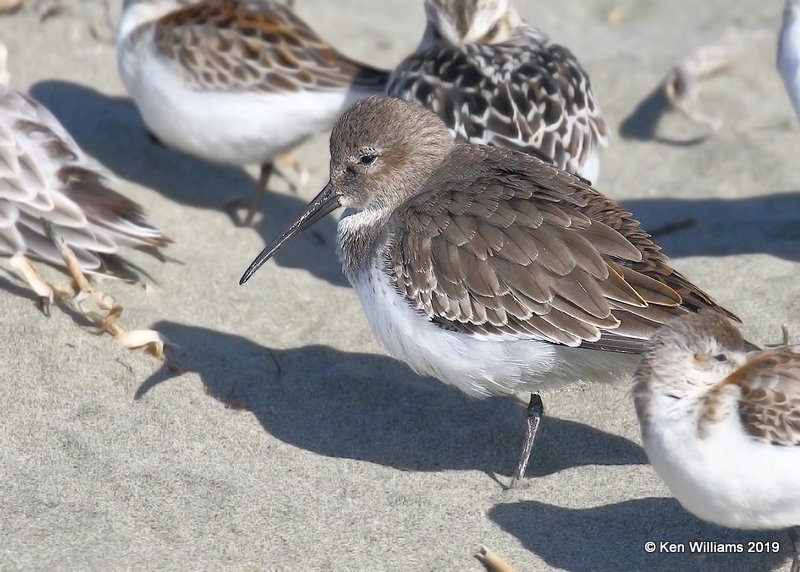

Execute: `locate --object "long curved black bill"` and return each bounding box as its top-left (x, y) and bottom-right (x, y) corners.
top-left (239, 181), bottom-right (340, 285)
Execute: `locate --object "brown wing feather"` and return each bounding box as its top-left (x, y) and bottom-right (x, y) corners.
top-left (389, 145), bottom-right (735, 351)
top-left (725, 347), bottom-right (800, 446)
top-left (153, 0), bottom-right (388, 93)
top-left (59, 167), bottom-right (171, 249)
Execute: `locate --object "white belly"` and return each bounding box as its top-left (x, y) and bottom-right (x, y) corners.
top-left (350, 262), bottom-right (636, 398)
top-left (644, 400), bottom-right (800, 529)
top-left (118, 41), bottom-right (356, 166)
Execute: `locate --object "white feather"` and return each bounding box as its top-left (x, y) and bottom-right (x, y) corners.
top-left (642, 389), bottom-right (800, 529)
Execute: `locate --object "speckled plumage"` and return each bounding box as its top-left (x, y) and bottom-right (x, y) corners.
top-left (0, 85), bottom-right (169, 273)
top-left (731, 348), bottom-right (800, 445)
top-left (388, 0), bottom-right (608, 182)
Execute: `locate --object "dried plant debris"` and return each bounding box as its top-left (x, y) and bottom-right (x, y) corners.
top-left (45, 216), bottom-right (92, 292)
top-left (663, 45), bottom-right (735, 135)
top-left (8, 219), bottom-right (175, 362)
top-left (782, 323), bottom-right (791, 346)
top-left (88, 304), bottom-right (174, 361)
top-left (475, 546), bottom-right (516, 572)
top-left (9, 252), bottom-right (54, 315)
top-left (762, 322), bottom-right (793, 349)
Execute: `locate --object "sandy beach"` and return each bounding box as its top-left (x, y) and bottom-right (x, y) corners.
top-left (1, 0), bottom-right (799, 570)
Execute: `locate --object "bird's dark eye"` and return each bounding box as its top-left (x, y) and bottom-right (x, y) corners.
top-left (713, 354), bottom-right (728, 362)
top-left (486, 22), bottom-right (500, 39)
top-left (359, 154), bottom-right (376, 165)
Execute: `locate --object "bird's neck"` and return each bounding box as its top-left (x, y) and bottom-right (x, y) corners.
top-left (336, 208), bottom-right (393, 284)
top-left (118, 0), bottom-right (187, 43)
top-left (415, 23), bottom-right (443, 53)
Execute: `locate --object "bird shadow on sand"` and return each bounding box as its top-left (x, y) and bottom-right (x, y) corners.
top-left (137, 321), bottom-right (646, 481)
top-left (490, 498), bottom-right (788, 572)
top-left (622, 192), bottom-right (800, 263)
top-left (618, 85), bottom-right (712, 146)
top-left (28, 80), bottom-right (348, 287)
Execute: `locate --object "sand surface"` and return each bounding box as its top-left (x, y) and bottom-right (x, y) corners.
top-left (1, 0), bottom-right (799, 570)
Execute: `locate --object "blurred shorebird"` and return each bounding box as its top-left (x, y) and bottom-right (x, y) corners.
top-left (634, 311), bottom-right (800, 572)
top-left (239, 97), bottom-right (738, 487)
top-left (117, 0), bottom-right (390, 225)
top-left (0, 84), bottom-right (170, 313)
top-left (388, 0), bottom-right (608, 183)
top-left (779, 0), bottom-right (800, 121)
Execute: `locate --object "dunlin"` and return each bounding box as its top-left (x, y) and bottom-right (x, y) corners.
top-left (779, 0), bottom-right (800, 121)
top-left (0, 84), bottom-right (170, 311)
top-left (240, 97), bottom-right (736, 487)
top-left (634, 311), bottom-right (800, 571)
top-left (387, 0), bottom-right (608, 182)
top-left (117, 0), bottom-right (389, 224)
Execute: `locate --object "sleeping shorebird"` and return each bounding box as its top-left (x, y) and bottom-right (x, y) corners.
top-left (388, 0), bottom-right (608, 183)
top-left (634, 311), bottom-right (800, 572)
top-left (239, 97), bottom-right (738, 487)
top-left (0, 83), bottom-right (170, 314)
top-left (117, 0), bottom-right (390, 225)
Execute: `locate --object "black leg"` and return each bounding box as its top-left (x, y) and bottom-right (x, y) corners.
top-left (243, 163), bottom-right (273, 226)
top-left (509, 392), bottom-right (544, 489)
top-left (789, 527), bottom-right (800, 572)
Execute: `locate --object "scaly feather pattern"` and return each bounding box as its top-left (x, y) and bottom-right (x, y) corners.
top-left (0, 85), bottom-right (169, 273)
top-left (147, 0), bottom-right (389, 93)
top-left (388, 0), bottom-right (607, 181)
top-left (389, 145), bottom-right (734, 353)
top-left (725, 346), bottom-right (800, 446)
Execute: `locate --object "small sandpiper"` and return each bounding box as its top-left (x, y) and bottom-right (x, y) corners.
top-left (0, 84), bottom-right (170, 312)
top-left (240, 97), bottom-right (736, 488)
top-left (634, 311), bottom-right (800, 572)
top-left (779, 0), bottom-right (800, 121)
top-left (117, 0), bottom-right (389, 224)
top-left (387, 0), bottom-right (608, 183)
